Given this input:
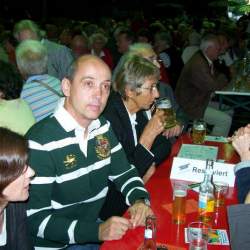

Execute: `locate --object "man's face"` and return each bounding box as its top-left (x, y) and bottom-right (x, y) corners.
top-left (207, 41), bottom-right (220, 61)
top-left (129, 76), bottom-right (159, 111)
top-left (17, 29), bottom-right (38, 42)
top-left (62, 57), bottom-right (111, 128)
top-left (116, 34), bottom-right (131, 54)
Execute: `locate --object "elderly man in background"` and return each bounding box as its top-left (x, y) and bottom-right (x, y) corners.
top-left (14, 19), bottom-right (73, 80)
top-left (175, 33), bottom-right (232, 136)
top-left (16, 39), bottom-right (62, 121)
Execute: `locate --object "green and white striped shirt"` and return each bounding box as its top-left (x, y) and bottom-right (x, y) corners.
top-left (26, 101), bottom-right (149, 249)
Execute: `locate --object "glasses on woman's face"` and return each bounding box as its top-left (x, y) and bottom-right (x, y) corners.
top-left (144, 56), bottom-right (163, 68)
top-left (137, 82), bottom-right (159, 93)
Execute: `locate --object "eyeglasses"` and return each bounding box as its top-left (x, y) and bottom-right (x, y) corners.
top-left (137, 82), bottom-right (159, 93)
top-left (145, 56), bottom-right (163, 64)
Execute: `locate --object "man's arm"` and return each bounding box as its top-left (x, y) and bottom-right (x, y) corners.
top-left (27, 140), bottom-right (100, 245)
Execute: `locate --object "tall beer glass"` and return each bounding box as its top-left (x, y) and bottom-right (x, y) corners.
top-left (156, 98), bottom-right (176, 129)
top-left (192, 120), bottom-right (206, 144)
top-left (172, 182), bottom-right (187, 224)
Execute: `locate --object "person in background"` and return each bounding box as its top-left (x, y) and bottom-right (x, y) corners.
top-left (16, 39), bottom-right (62, 122)
top-left (181, 32), bottom-right (201, 64)
top-left (154, 31), bottom-right (184, 89)
top-left (89, 33), bottom-right (114, 69)
top-left (214, 33), bottom-right (236, 81)
top-left (71, 33), bottom-right (90, 59)
top-left (0, 60), bottom-right (35, 135)
top-left (26, 55), bottom-right (152, 249)
top-left (115, 27), bottom-right (135, 55)
top-left (99, 54), bottom-right (171, 220)
top-left (0, 127), bottom-right (35, 249)
top-left (175, 34), bottom-right (232, 137)
top-left (13, 19), bottom-right (73, 80)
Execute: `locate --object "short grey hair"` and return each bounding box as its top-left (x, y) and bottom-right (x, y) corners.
top-left (200, 34), bottom-right (218, 52)
top-left (113, 54), bottom-right (160, 99)
top-left (13, 19), bottom-right (41, 40)
top-left (16, 40), bottom-right (48, 76)
top-left (128, 43), bottom-right (154, 56)
top-left (89, 33), bottom-right (108, 47)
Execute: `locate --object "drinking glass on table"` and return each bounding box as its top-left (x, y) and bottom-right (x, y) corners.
top-left (188, 221), bottom-right (210, 250)
top-left (172, 181), bottom-right (188, 224)
top-left (191, 120), bottom-right (206, 144)
top-left (156, 98), bottom-right (177, 129)
top-left (214, 181), bottom-right (229, 207)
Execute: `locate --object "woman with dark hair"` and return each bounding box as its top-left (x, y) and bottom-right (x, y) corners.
top-left (0, 60), bottom-right (35, 135)
top-left (0, 127), bottom-right (35, 249)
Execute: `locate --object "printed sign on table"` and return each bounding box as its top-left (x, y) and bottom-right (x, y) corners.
top-left (170, 157), bottom-right (235, 187)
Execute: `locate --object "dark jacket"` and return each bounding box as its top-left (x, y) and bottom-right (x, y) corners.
top-left (175, 51), bottom-right (228, 120)
top-left (0, 202), bottom-right (33, 250)
top-left (99, 92), bottom-right (171, 219)
top-left (228, 204), bottom-right (250, 250)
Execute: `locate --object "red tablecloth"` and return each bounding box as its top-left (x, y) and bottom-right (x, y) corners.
top-left (101, 134), bottom-right (240, 250)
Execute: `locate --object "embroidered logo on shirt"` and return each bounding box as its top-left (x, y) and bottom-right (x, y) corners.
top-left (63, 154), bottom-right (77, 169)
top-left (95, 135), bottom-right (110, 159)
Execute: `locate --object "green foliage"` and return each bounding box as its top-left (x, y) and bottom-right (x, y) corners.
top-left (229, 0), bottom-right (250, 14)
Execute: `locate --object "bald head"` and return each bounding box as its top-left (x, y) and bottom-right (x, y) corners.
top-left (66, 55), bottom-right (111, 81)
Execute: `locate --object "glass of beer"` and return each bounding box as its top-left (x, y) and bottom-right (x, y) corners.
top-left (191, 120), bottom-right (206, 144)
top-left (156, 98), bottom-right (177, 129)
top-left (172, 181), bottom-right (187, 224)
top-left (214, 181), bottom-right (229, 207)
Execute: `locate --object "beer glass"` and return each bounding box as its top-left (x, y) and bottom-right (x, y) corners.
top-left (223, 143), bottom-right (235, 162)
top-left (214, 181), bottom-right (229, 207)
top-left (191, 120), bottom-right (206, 144)
top-left (156, 98), bottom-right (177, 129)
top-left (172, 182), bottom-right (187, 224)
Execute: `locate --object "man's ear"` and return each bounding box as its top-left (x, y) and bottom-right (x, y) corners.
top-left (61, 78), bottom-right (71, 97)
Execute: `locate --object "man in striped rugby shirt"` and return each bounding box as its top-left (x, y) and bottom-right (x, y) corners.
top-left (26, 55), bottom-right (152, 249)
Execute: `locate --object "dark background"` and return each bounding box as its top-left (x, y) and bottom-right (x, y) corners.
top-left (0, 0), bottom-right (228, 24)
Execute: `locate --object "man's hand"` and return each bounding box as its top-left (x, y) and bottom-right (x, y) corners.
top-left (98, 216), bottom-right (132, 241)
top-left (228, 124), bottom-right (250, 141)
top-left (232, 133), bottom-right (250, 161)
top-left (139, 109), bottom-right (166, 150)
top-left (163, 124), bottom-right (183, 139)
top-left (128, 201), bottom-right (154, 228)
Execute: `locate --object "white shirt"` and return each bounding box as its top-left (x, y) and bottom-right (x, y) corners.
top-left (0, 210), bottom-right (7, 246)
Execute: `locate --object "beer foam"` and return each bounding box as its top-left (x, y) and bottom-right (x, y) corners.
top-left (157, 99), bottom-right (172, 109)
top-left (195, 124), bottom-right (205, 130)
top-left (174, 189), bottom-right (187, 197)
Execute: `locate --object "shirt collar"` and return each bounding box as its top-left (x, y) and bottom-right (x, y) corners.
top-left (123, 102), bottom-right (137, 126)
top-left (91, 49), bottom-right (105, 58)
top-left (203, 52), bottom-right (213, 66)
top-left (26, 74), bottom-right (49, 83)
top-left (54, 98), bottom-right (101, 133)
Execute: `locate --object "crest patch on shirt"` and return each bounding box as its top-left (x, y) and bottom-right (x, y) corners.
top-left (63, 154), bottom-right (77, 169)
top-left (95, 135), bottom-right (110, 159)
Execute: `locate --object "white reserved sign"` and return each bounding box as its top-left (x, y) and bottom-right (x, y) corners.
top-left (170, 157), bottom-right (235, 187)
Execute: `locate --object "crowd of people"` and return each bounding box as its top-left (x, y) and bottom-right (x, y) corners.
top-left (0, 12), bottom-right (250, 249)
